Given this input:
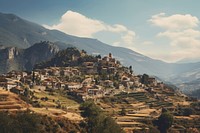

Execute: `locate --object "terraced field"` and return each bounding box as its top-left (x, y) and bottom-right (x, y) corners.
top-left (33, 89), bottom-right (79, 111)
top-left (0, 88), bottom-right (29, 112)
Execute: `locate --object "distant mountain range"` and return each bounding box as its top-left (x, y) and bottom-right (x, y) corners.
top-left (0, 12), bottom-right (200, 97)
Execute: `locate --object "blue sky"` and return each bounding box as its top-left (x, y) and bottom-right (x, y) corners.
top-left (1, 0), bottom-right (200, 62)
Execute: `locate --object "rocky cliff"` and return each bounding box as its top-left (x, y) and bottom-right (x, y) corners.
top-left (0, 41), bottom-right (59, 74)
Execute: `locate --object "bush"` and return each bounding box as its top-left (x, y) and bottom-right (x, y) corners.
top-left (120, 107), bottom-right (126, 116)
top-left (0, 111), bottom-right (81, 133)
top-left (182, 108), bottom-right (195, 116)
top-left (80, 100), bottom-right (124, 133)
top-left (154, 112), bottom-right (174, 133)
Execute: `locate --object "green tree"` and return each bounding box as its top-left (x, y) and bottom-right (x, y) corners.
top-left (141, 74), bottom-right (149, 85)
top-left (129, 66), bottom-right (133, 74)
top-left (16, 112), bottom-right (42, 133)
top-left (101, 116), bottom-right (124, 133)
top-left (24, 87), bottom-right (30, 97)
top-left (0, 111), bottom-right (41, 133)
top-left (80, 101), bottom-right (124, 133)
top-left (96, 55), bottom-right (101, 59)
top-left (149, 126), bottom-right (160, 133)
top-left (120, 107), bottom-right (126, 116)
top-left (182, 108), bottom-right (194, 116)
top-left (0, 112), bottom-right (16, 133)
top-left (156, 112), bottom-right (174, 133)
top-left (80, 100), bottom-right (101, 118)
top-left (32, 70), bottom-right (35, 83)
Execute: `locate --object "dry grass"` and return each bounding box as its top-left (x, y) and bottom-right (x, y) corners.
top-left (34, 90), bottom-right (79, 110)
top-left (175, 116), bottom-right (194, 120)
top-left (30, 107), bottom-right (83, 121)
top-left (0, 88), bottom-right (30, 111)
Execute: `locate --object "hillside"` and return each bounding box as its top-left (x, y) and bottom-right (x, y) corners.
top-left (0, 47), bottom-right (200, 132)
top-left (0, 88), bottom-right (29, 111)
top-left (1, 12), bottom-right (200, 97)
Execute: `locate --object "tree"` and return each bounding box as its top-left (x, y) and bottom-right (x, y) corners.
top-left (120, 107), bottom-right (126, 116)
top-left (114, 72), bottom-right (120, 81)
top-left (149, 126), bottom-right (160, 133)
top-left (129, 66), bottom-right (133, 74)
top-left (141, 74), bottom-right (149, 85)
top-left (182, 108), bottom-right (194, 116)
top-left (96, 55), bottom-right (101, 59)
top-left (0, 112), bottom-right (15, 133)
top-left (0, 111), bottom-right (81, 133)
top-left (32, 70), bottom-right (35, 83)
top-left (24, 87), bottom-right (30, 97)
top-left (81, 49), bottom-right (87, 54)
top-left (80, 100), bottom-right (101, 118)
top-left (0, 111), bottom-right (41, 133)
top-left (80, 101), bottom-right (124, 133)
top-left (101, 116), bottom-right (124, 133)
top-left (16, 112), bottom-right (42, 133)
top-left (155, 112), bottom-right (174, 133)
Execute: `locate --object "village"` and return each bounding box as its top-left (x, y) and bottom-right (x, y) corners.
top-left (0, 52), bottom-right (199, 133)
top-left (0, 53), bottom-right (161, 101)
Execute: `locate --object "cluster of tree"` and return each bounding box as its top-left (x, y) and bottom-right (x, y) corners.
top-left (79, 100), bottom-right (124, 133)
top-left (191, 102), bottom-right (200, 115)
top-left (141, 74), bottom-right (149, 85)
top-left (0, 111), bottom-right (81, 133)
top-left (154, 110), bottom-right (174, 133)
top-left (176, 107), bottom-right (195, 116)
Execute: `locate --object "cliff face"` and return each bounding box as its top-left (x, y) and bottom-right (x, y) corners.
top-left (0, 47), bottom-right (23, 73)
top-left (24, 41), bottom-right (59, 71)
top-left (0, 41), bottom-right (59, 74)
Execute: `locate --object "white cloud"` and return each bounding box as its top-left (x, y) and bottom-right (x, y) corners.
top-left (158, 29), bottom-right (200, 40)
top-left (149, 13), bottom-right (200, 62)
top-left (157, 29), bottom-right (200, 48)
top-left (142, 41), bottom-right (154, 45)
top-left (44, 10), bottom-right (136, 47)
top-left (43, 11), bottom-right (105, 37)
top-left (121, 31), bottom-right (136, 46)
top-left (149, 13), bottom-right (199, 30)
top-left (107, 24), bottom-right (128, 33)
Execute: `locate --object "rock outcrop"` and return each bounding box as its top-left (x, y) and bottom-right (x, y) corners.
top-left (0, 41), bottom-right (59, 74)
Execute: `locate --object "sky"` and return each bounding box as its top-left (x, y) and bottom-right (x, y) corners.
top-left (1, 0), bottom-right (200, 63)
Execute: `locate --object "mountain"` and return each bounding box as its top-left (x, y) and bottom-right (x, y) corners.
top-left (0, 12), bottom-right (171, 76)
top-left (1, 12), bottom-right (200, 97)
top-left (178, 78), bottom-right (200, 92)
top-left (176, 58), bottom-right (200, 64)
top-left (0, 12), bottom-right (199, 77)
top-left (0, 41), bottom-right (59, 74)
top-left (174, 68), bottom-right (200, 97)
top-left (0, 46), bottom-right (23, 74)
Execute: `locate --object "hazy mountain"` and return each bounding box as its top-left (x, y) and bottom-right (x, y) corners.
top-left (177, 78), bottom-right (200, 98)
top-left (176, 58), bottom-right (200, 64)
top-left (1, 12), bottom-right (200, 97)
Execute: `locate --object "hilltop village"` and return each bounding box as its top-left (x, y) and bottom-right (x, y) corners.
top-left (0, 51), bottom-right (164, 102)
top-left (0, 48), bottom-right (199, 133)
